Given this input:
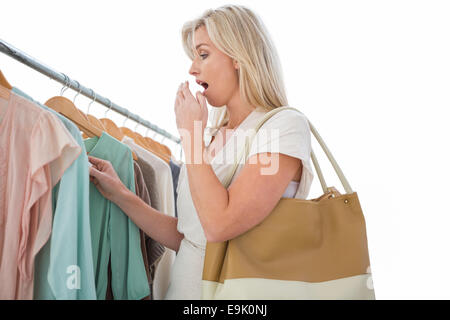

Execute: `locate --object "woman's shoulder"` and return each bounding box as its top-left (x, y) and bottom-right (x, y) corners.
top-left (258, 106), bottom-right (309, 131)
top-left (247, 106), bottom-right (312, 159)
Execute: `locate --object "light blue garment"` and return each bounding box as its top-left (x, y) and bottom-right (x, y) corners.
top-left (12, 87), bottom-right (97, 300)
top-left (84, 132), bottom-right (150, 300)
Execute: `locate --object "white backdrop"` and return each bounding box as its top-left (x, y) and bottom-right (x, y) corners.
top-left (1, 0), bottom-right (449, 299)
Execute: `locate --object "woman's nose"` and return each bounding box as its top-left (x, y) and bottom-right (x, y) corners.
top-left (189, 59), bottom-right (200, 76)
top-left (189, 64), bottom-right (197, 76)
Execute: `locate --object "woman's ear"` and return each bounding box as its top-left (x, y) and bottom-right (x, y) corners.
top-left (233, 60), bottom-right (239, 70)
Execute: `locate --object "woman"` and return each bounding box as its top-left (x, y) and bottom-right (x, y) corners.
top-left (88, 4), bottom-right (315, 299)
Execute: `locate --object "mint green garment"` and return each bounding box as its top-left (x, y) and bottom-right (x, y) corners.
top-left (12, 87), bottom-right (97, 300)
top-left (84, 132), bottom-right (150, 300)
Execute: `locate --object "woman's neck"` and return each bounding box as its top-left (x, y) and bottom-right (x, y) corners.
top-left (224, 106), bottom-right (256, 130)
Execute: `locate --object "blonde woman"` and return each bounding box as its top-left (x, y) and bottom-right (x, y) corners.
top-left (88, 4), bottom-right (314, 299)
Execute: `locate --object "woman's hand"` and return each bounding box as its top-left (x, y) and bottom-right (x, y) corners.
top-left (174, 81), bottom-right (208, 141)
top-left (88, 155), bottom-right (128, 201)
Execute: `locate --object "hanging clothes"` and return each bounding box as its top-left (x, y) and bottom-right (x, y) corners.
top-left (105, 161), bottom-right (165, 300)
top-left (122, 136), bottom-right (175, 220)
top-left (0, 91), bottom-right (81, 299)
top-left (121, 136), bottom-right (175, 300)
top-left (135, 156), bottom-right (160, 213)
top-left (11, 87), bottom-right (97, 300)
top-left (132, 161), bottom-right (166, 300)
top-left (105, 162), bottom-right (152, 300)
top-left (84, 132), bottom-right (149, 300)
top-left (133, 155), bottom-right (167, 291)
top-left (169, 159), bottom-right (181, 218)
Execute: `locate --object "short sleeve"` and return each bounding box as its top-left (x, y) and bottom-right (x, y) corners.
top-left (29, 110), bottom-right (81, 194)
top-left (247, 108), bottom-right (315, 199)
top-left (248, 109), bottom-right (312, 161)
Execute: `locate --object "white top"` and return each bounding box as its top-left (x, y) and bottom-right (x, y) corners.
top-left (121, 136), bottom-right (176, 300)
top-left (164, 106), bottom-right (315, 300)
top-left (283, 180), bottom-right (300, 198)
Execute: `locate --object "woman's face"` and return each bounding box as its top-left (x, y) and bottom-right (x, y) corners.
top-left (189, 25), bottom-right (239, 108)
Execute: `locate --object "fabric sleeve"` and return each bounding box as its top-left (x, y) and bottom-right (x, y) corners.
top-left (25, 110), bottom-right (81, 218)
top-left (246, 109), bottom-right (315, 198)
top-left (29, 111), bottom-right (82, 194)
top-left (247, 109), bottom-right (312, 162)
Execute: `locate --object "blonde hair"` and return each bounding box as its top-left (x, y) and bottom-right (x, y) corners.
top-left (181, 4), bottom-right (289, 133)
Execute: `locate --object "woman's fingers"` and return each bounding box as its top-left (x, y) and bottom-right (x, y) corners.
top-left (87, 155), bottom-right (124, 201)
top-left (181, 81), bottom-right (193, 100)
top-left (89, 164), bottom-right (98, 176)
top-left (88, 155), bottom-right (104, 167)
top-left (177, 82), bottom-right (185, 99)
top-left (89, 164), bottom-right (103, 179)
top-left (177, 89), bottom-right (184, 100)
top-left (88, 155), bottom-right (114, 173)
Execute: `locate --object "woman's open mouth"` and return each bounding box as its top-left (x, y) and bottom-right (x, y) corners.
top-left (197, 80), bottom-right (209, 94)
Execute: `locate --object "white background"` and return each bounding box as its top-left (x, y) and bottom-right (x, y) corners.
top-left (1, 0), bottom-right (449, 299)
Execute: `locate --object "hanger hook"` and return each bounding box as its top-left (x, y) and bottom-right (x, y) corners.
top-left (60, 73), bottom-right (68, 96)
top-left (134, 120), bottom-right (140, 131)
top-left (145, 127), bottom-right (150, 137)
top-left (123, 113), bottom-right (130, 126)
top-left (73, 80), bottom-right (82, 104)
top-left (152, 131), bottom-right (158, 139)
top-left (161, 136), bottom-right (166, 144)
top-left (87, 89), bottom-right (96, 115)
top-left (104, 99), bottom-right (113, 117)
top-left (64, 76), bottom-right (72, 95)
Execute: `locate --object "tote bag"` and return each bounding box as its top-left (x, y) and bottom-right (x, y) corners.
top-left (201, 106), bottom-right (375, 300)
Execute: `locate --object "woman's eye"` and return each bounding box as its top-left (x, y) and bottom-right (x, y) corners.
top-left (200, 54), bottom-right (208, 59)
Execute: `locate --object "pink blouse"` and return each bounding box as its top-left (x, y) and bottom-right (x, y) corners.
top-left (0, 91), bottom-right (81, 299)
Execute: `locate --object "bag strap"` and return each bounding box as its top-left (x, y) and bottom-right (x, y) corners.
top-left (223, 106), bottom-right (353, 195)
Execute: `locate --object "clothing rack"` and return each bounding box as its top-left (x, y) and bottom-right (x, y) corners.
top-left (0, 38), bottom-right (182, 148)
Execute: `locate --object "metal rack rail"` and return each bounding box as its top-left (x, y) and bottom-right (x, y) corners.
top-left (0, 38), bottom-right (181, 145)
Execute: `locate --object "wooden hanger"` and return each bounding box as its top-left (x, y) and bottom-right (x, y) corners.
top-left (0, 69), bottom-right (12, 100)
top-left (143, 135), bottom-right (171, 162)
top-left (46, 76), bottom-right (103, 138)
top-left (162, 145), bottom-right (172, 158)
top-left (143, 136), bottom-right (160, 154)
top-left (99, 118), bottom-right (138, 160)
top-left (99, 118), bottom-right (124, 141)
top-left (160, 143), bottom-right (172, 159)
top-left (120, 126), bottom-right (149, 149)
top-left (87, 114), bottom-right (106, 131)
top-left (132, 131), bottom-right (168, 161)
top-left (0, 70), bottom-right (12, 90)
top-left (74, 108), bottom-right (106, 145)
top-left (130, 127), bottom-right (166, 159)
top-left (119, 119), bottom-right (171, 163)
top-left (144, 137), bottom-right (171, 163)
top-left (154, 140), bottom-right (172, 159)
top-left (45, 96), bottom-right (102, 137)
top-left (79, 92), bottom-right (138, 160)
top-left (120, 126), bottom-right (169, 162)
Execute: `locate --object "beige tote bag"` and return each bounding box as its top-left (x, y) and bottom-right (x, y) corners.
top-left (201, 106), bottom-right (375, 300)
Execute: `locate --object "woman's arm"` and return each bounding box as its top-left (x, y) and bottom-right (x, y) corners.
top-left (184, 142), bottom-right (301, 243)
top-left (114, 187), bottom-right (184, 252)
top-left (88, 156), bottom-right (184, 253)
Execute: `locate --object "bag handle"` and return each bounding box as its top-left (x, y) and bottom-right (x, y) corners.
top-left (223, 106), bottom-right (353, 195)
